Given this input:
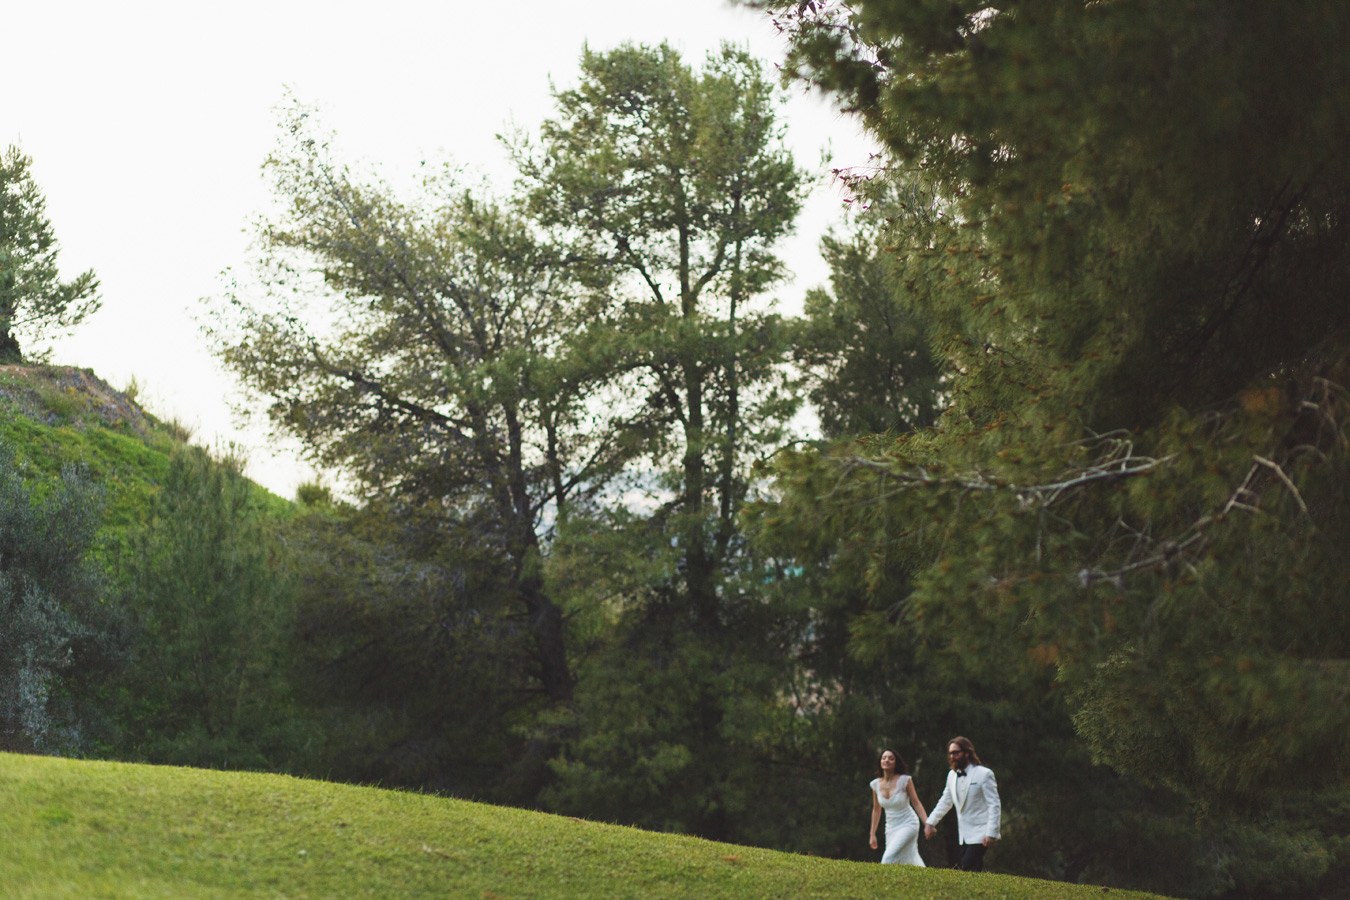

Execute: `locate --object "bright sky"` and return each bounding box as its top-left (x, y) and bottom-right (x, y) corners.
top-left (5, 0), bottom-right (873, 498)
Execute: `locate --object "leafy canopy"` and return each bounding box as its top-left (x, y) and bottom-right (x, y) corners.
top-left (754, 0), bottom-right (1350, 811)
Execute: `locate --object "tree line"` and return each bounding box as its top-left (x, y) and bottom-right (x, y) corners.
top-left (1, 10), bottom-right (1346, 896)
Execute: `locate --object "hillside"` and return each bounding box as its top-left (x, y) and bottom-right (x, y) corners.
top-left (0, 366), bottom-right (1182, 897)
top-left (0, 364), bottom-right (172, 517)
top-left (0, 364), bottom-right (288, 539)
top-left (0, 752), bottom-right (1166, 899)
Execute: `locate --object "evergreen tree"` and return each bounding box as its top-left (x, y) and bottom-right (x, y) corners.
top-left (750, 2), bottom-right (1350, 894)
top-left (0, 146), bottom-right (100, 363)
top-left (520, 42), bottom-right (807, 839)
top-left (118, 445), bottom-right (302, 771)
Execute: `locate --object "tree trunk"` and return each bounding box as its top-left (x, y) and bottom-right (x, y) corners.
top-left (520, 565), bottom-right (573, 703)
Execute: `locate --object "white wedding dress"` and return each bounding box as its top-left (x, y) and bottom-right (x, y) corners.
top-left (871, 775), bottom-right (925, 866)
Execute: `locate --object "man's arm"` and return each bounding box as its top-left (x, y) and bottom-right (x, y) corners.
top-left (925, 777), bottom-right (952, 839)
top-left (981, 768), bottom-right (1001, 844)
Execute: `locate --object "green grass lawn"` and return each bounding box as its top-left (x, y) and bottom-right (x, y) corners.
top-left (0, 753), bottom-right (1166, 898)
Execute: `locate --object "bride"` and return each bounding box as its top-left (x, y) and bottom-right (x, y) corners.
top-left (869, 749), bottom-right (928, 866)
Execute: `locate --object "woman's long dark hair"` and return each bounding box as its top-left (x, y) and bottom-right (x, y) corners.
top-left (876, 748), bottom-right (910, 778)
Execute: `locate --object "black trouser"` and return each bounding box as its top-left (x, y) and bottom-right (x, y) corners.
top-left (955, 842), bottom-right (987, 872)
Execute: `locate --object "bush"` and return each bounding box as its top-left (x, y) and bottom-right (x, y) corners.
top-left (0, 443), bottom-right (120, 752)
top-left (115, 444), bottom-right (308, 771)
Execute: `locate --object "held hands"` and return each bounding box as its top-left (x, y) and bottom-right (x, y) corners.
top-left (923, 824), bottom-right (936, 840)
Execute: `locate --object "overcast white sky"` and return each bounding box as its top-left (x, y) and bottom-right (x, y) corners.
top-left (5, 0), bottom-right (873, 497)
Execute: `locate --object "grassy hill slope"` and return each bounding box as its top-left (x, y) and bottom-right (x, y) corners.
top-left (0, 365), bottom-right (175, 524)
top-left (0, 753), bottom-right (1166, 899)
top-left (0, 367), bottom-right (1171, 897)
top-left (0, 364), bottom-right (289, 541)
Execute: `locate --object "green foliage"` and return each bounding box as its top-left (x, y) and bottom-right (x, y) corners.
top-left (543, 567), bottom-right (803, 838)
top-left (114, 444), bottom-right (305, 771)
top-left (0, 752), bottom-right (1167, 899)
top-left (0, 443), bottom-right (120, 753)
top-left (521, 42), bottom-right (809, 838)
top-left (761, 1), bottom-right (1350, 423)
top-left (292, 480), bottom-right (331, 507)
top-left (749, 1), bottom-right (1350, 895)
top-left (796, 184), bottom-right (947, 437)
top-left (0, 146), bottom-right (100, 363)
top-left (209, 109), bottom-right (611, 717)
top-left (278, 499), bottom-right (536, 801)
top-left (521, 43), bottom-right (807, 511)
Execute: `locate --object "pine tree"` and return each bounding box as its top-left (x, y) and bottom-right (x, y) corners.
top-left (119, 445), bottom-right (300, 770)
top-left (519, 43), bottom-right (807, 838)
top-left (751, 2), bottom-right (1350, 893)
top-left (208, 108), bottom-right (642, 799)
top-left (0, 146), bottom-right (100, 363)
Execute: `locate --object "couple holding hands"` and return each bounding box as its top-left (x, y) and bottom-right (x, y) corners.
top-left (868, 736), bottom-right (1001, 872)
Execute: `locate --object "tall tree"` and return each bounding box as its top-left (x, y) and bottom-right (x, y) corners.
top-left (519, 43), bottom-right (807, 838)
top-left (522, 42), bottom-right (805, 630)
top-left (210, 110), bottom-right (633, 798)
top-left (751, 2), bottom-right (1350, 894)
top-left (0, 146), bottom-right (100, 363)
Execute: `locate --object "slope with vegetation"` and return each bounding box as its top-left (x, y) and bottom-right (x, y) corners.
top-left (0, 365), bottom-right (174, 531)
top-left (0, 363), bottom-right (289, 539)
top-left (4, 6), bottom-right (1346, 895)
top-left (0, 751), bottom-right (1166, 899)
top-left (0, 363), bottom-right (308, 769)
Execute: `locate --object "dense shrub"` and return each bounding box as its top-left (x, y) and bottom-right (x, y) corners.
top-left (0, 443), bottom-right (120, 752)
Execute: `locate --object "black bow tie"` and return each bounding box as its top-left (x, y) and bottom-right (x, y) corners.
top-left (956, 769), bottom-right (967, 777)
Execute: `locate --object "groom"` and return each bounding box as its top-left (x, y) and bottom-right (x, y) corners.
top-left (924, 735), bottom-right (1001, 872)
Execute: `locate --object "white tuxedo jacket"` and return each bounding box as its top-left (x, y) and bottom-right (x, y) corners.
top-left (927, 764), bottom-right (1001, 845)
